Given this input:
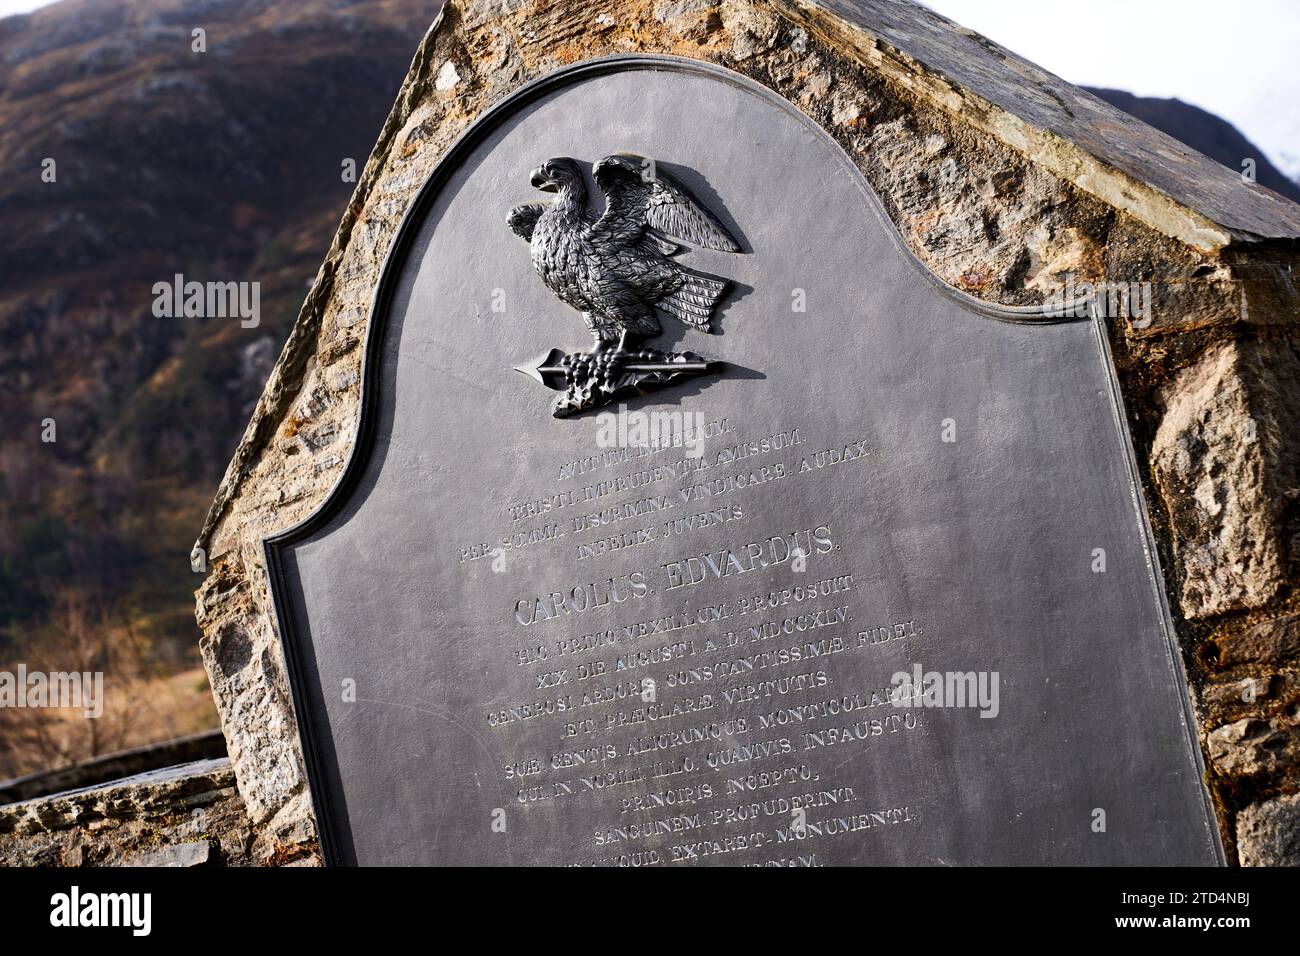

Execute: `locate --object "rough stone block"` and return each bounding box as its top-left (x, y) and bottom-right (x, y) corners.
top-left (1152, 339), bottom-right (1299, 620)
top-left (1237, 793), bottom-right (1300, 866)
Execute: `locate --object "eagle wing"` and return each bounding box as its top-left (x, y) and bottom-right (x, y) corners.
top-left (591, 154), bottom-right (740, 253)
top-left (507, 203), bottom-right (545, 241)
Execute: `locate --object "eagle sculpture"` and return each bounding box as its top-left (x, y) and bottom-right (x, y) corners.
top-left (508, 154), bottom-right (740, 356)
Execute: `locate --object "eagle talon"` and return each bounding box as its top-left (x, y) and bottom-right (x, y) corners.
top-left (587, 335), bottom-right (630, 388)
top-left (598, 351), bottom-right (623, 390)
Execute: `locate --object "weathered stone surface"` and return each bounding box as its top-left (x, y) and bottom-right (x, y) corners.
top-left (1151, 345), bottom-right (1276, 618)
top-left (127, 840), bottom-right (211, 867)
top-left (1151, 338), bottom-right (1300, 620)
top-left (181, 0), bottom-right (1300, 864)
top-left (1211, 612), bottom-right (1300, 670)
top-left (0, 759), bottom-right (296, 867)
top-left (198, 621), bottom-right (303, 824)
top-left (1200, 672), bottom-right (1290, 714)
top-left (0, 730), bottom-right (226, 806)
top-left (1236, 793), bottom-right (1300, 867)
top-left (1207, 717), bottom-right (1300, 780)
top-left (789, 0), bottom-right (1300, 249)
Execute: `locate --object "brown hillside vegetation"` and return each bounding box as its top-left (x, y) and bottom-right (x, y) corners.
top-left (0, 0), bottom-right (437, 778)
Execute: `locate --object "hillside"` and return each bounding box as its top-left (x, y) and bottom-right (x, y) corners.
top-left (0, 0), bottom-right (437, 778)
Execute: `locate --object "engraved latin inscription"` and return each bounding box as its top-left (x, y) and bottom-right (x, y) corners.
top-left (466, 411), bottom-right (926, 866)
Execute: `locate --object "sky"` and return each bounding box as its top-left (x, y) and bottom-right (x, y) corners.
top-left (0, 0), bottom-right (47, 14)
top-left (0, 0), bottom-right (1295, 179)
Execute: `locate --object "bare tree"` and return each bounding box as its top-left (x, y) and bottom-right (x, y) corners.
top-left (0, 588), bottom-right (152, 779)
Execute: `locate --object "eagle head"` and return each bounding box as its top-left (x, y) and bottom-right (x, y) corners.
top-left (529, 158), bottom-right (582, 194)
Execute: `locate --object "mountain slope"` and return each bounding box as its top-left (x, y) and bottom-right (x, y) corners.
top-left (0, 0), bottom-right (437, 776)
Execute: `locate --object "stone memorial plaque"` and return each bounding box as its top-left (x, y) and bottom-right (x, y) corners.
top-left (267, 57), bottom-right (1222, 866)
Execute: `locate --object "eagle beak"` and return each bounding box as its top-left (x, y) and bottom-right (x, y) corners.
top-left (530, 166), bottom-right (558, 191)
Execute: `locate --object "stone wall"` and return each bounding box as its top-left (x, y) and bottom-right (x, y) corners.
top-left (0, 759), bottom-right (318, 867)
top-left (183, 0), bottom-right (1299, 865)
top-left (0, 731), bottom-right (227, 807)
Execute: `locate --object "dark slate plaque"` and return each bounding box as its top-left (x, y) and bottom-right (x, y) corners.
top-left (267, 57), bottom-right (1222, 866)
